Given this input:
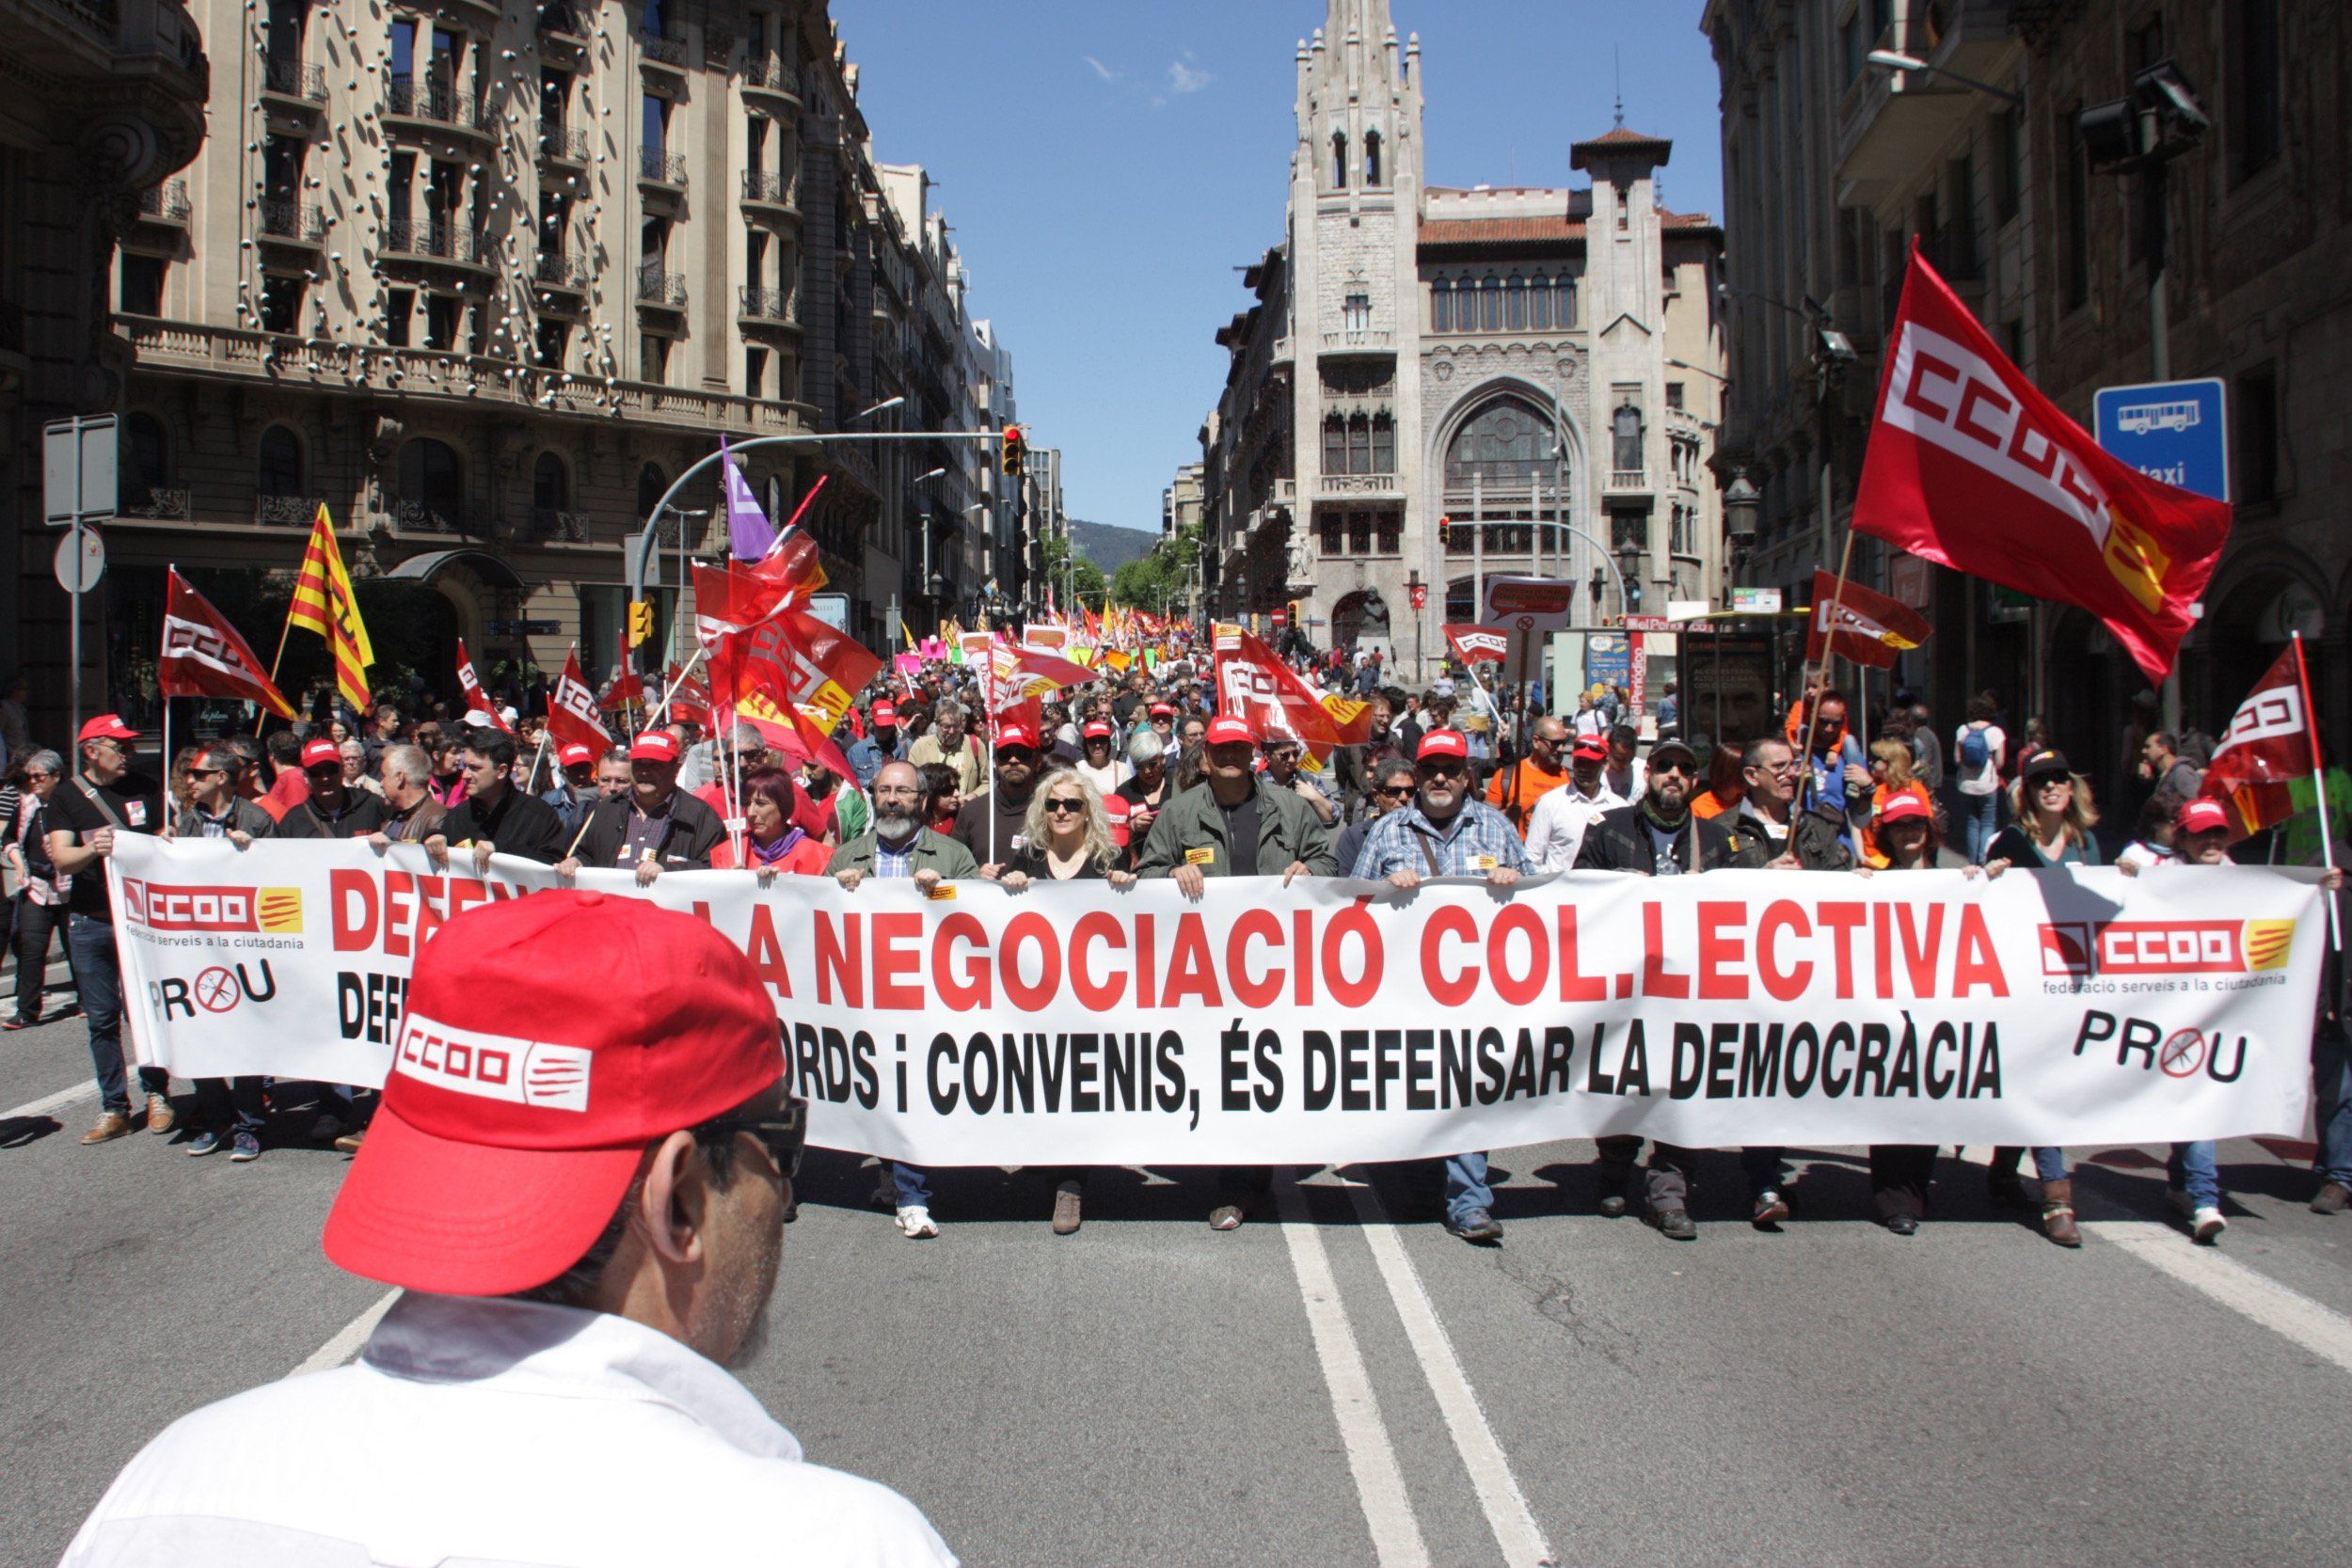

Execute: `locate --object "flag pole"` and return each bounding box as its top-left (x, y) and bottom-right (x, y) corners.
top-left (651, 647), bottom-right (708, 724)
top-left (162, 564), bottom-right (175, 814)
top-left (1797, 527), bottom-right (1859, 808)
top-left (255, 613), bottom-right (294, 737)
top-left (2293, 631), bottom-right (2342, 951)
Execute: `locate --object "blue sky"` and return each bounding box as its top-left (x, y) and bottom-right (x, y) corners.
top-left (833, 1), bottom-right (1725, 537)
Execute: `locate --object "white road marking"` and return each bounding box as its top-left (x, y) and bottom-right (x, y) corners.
top-left (2087, 1221), bottom-right (2352, 1375)
top-left (288, 1289), bottom-right (401, 1377)
top-left (1343, 1180), bottom-right (1556, 1568)
top-left (0, 1082), bottom-right (97, 1123)
top-left (1274, 1174), bottom-right (1431, 1568)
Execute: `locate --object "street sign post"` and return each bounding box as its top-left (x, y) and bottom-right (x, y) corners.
top-left (42, 414), bottom-right (119, 739)
top-left (2093, 377), bottom-right (2229, 501)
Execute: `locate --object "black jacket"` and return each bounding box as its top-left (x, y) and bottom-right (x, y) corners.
top-left (438, 785), bottom-right (568, 865)
top-left (274, 793), bottom-right (388, 841)
top-left (573, 789), bottom-right (725, 871)
top-left (1722, 802), bottom-right (1855, 871)
top-left (1573, 802), bottom-right (1744, 876)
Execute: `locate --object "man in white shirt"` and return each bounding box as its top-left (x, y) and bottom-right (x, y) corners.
top-left (1523, 734), bottom-right (1624, 871)
top-left (63, 892), bottom-right (956, 1568)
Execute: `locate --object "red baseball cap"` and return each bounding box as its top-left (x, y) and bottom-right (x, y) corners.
top-left (1570, 735), bottom-right (1610, 763)
top-left (994, 721), bottom-right (1041, 752)
top-left (2176, 797), bottom-right (2231, 834)
top-left (558, 742), bottom-right (595, 768)
top-left (1418, 729), bottom-right (1470, 762)
top-left (1082, 721), bottom-right (1113, 739)
top-left (628, 730), bottom-right (680, 763)
top-left (1204, 715), bottom-right (1257, 748)
top-left (1878, 791), bottom-right (1932, 827)
top-left (872, 702), bottom-right (898, 725)
top-left (1149, 702), bottom-right (1177, 718)
top-left (77, 713), bottom-right (140, 744)
top-left (300, 738), bottom-right (342, 768)
top-left (324, 892), bottom-right (787, 1296)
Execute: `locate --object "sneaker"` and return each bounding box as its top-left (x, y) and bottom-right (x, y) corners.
top-left (2, 1016), bottom-right (33, 1031)
top-left (1752, 1189), bottom-right (1791, 1227)
top-left (333, 1128), bottom-right (367, 1154)
top-left (145, 1094), bottom-right (176, 1134)
top-left (895, 1205), bottom-right (939, 1240)
top-left (1446, 1208), bottom-right (1504, 1244)
top-left (310, 1111), bottom-right (345, 1142)
top-left (1051, 1180), bottom-right (1083, 1236)
top-left (2191, 1205), bottom-right (2226, 1243)
top-left (1651, 1204), bottom-right (1697, 1241)
top-left (185, 1129), bottom-right (224, 1157)
top-left (230, 1132), bottom-right (262, 1163)
top-left (80, 1111), bottom-right (133, 1145)
top-left (2312, 1181), bottom-right (2352, 1215)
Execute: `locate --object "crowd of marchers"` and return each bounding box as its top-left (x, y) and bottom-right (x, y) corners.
top-left (3, 651), bottom-right (2342, 1250)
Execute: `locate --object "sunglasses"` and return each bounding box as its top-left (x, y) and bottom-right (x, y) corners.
top-left (1043, 798), bottom-right (1086, 815)
top-left (1375, 784), bottom-right (1415, 799)
top-left (189, 767), bottom-right (227, 780)
top-left (703, 1097), bottom-right (807, 1180)
top-left (1415, 759), bottom-right (1469, 778)
top-left (997, 748), bottom-right (1040, 763)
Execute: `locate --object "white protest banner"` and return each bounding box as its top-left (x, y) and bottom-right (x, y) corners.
top-left (108, 837), bottom-right (2328, 1165)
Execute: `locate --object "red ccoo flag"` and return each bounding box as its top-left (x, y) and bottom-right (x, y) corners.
top-left (2200, 640), bottom-right (2323, 842)
top-left (160, 569), bottom-right (296, 720)
top-left (600, 628), bottom-right (646, 714)
top-left (1213, 623), bottom-right (1342, 755)
top-left (1804, 568), bottom-right (1932, 670)
top-left (1853, 249), bottom-right (2231, 683)
top-left (546, 647), bottom-right (612, 757)
top-left (1443, 624), bottom-right (1509, 666)
top-left (454, 637), bottom-right (509, 731)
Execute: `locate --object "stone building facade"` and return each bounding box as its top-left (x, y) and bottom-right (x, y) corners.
top-left (1200, 0), bottom-right (1726, 683)
top-left (26, 0), bottom-right (1008, 731)
top-left (1704, 0), bottom-right (2347, 798)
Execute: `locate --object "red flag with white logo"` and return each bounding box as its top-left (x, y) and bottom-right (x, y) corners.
top-left (665, 664), bottom-right (712, 729)
top-left (1853, 249), bottom-right (2231, 682)
top-left (454, 637), bottom-right (510, 731)
top-left (546, 647), bottom-right (612, 757)
top-left (1213, 623), bottom-right (1342, 755)
top-left (1443, 624), bottom-right (1509, 666)
top-left (1804, 569), bottom-right (1932, 670)
top-left (2201, 640), bottom-right (2322, 841)
top-left (600, 629), bottom-right (646, 714)
top-left (706, 605), bottom-right (877, 778)
top-left (987, 641), bottom-right (1093, 713)
top-left (160, 569), bottom-right (296, 720)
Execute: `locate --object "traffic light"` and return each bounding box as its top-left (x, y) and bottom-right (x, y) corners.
top-left (627, 599), bottom-right (653, 647)
top-left (1287, 599), bottom-right (1302, 628)
top-left (1001, 424), bottom-right (1025, 477)
top-left (1437, 514), bottom-right (1451, 546)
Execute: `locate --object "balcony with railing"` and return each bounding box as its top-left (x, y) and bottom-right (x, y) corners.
top-left (636, 261), bottom-right (687, 308)
top-left (1316, 471), bottom-right (1402, 499)
top-left (640, 24), bottom-right (687, 67)
top-left (261, 55), bottom-right (326, 104)
top-left (259, 198), bottom-right (326, 245)
top-left (530, 508), bottom-right (592, 542)
top-left (639, 146), bottom-right (688, 188)
top-left (738, 285), bottom-right (799, 329)
top-left (535, 0), bottom-right (587, 51)
top-left (121, 485), bottom-right (192, 519)
top-left (740, 168), bottom-right (797, 213)
top-left (742, 53), bottom-right (800, 103)
top-left (533, 251), bottom-right (588, 293)
top-left (1606, 468), bottom-right (1651, 496)
top-left (1321, 329), bottom-right (1394, 355)
top-left (383, 79), bottom-right (488, 137)
top-left (538, 124), bottom-right (588, 165)
top-left (383, 217), bottom-right (489, 268)
top-left (135, 179), bottom-right (191, 225)
top-left (391, 500), bottom-right (469, 535)
top-left (256, 494), bottom-right (325, 526)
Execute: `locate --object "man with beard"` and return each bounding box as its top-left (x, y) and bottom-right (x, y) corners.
top-left (830, 761), bottom-right (977, 1241)
top-left (1572, 737), bottom-right (1746, 1239)
top-left (62, 895), bottom-right (955, 1567)
top-left (952, 721), bottom-right (1048, 874)
top-left (1351, 729), bottom-right (1529, 1244)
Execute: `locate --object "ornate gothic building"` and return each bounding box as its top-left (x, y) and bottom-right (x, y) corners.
top-left (1200, 0), bottom-right (1726, 677)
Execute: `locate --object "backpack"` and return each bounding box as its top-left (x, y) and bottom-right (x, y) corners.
top-left (1960, 724), bottom-right (1991, 769)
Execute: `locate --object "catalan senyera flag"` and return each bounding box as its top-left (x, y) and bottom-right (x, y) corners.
top-left (288, 504), bottom-right (374, 709)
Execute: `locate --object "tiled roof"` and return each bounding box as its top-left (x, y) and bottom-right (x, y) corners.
top-left (1418, 214), bottom-right (1585, 245)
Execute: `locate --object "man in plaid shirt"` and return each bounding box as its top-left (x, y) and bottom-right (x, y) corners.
top-left (1350, 729), bottom-right (1529, 1244)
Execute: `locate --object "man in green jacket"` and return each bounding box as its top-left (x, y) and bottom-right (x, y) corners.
top-left (1135, 716), bottom-right (1335, 1230)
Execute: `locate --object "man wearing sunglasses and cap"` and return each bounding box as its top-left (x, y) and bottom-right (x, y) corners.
top-left (1352, 728), bottom-right (1533, 1244)
top-left (273, 737), bottom-right (389, 840)
top-left (62, 892), bottom-right (957, 1568)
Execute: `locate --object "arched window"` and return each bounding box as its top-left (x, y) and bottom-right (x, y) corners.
top-left (1370, 412), bottom-right (1394, 474)
top-left (1478, 275), bottom-right (1501, 332)
top-left (397, 437), bottom-right (463, 530)
top-left (1528, 274), bottom-right (1552, 331)
top-left (533, 451), bottom-right (568, 511)
top-left (1331, 132), bottom-right (1348, 189)
top-left (1323, 415), bottom-right (1347, 476)
top-left (1444, 397), bottom-right (1563, 491)
top-left (1430, 276), bottom-right (1452, 333)
top-left (1363, 131), bottom-right (1382, 187)
top-left (122, 413), bottom-right (169, 504)
top-left (1555, 277), bottom-right (1577, 327)
top-left (257, 425), bottom-right (303, 499)
top-left (1612, 404), bottom-right (1645, 475)
top-left (1504, 274), bottom-right (1527, 331)
top-left (637, 462), bottom-right (668, 521)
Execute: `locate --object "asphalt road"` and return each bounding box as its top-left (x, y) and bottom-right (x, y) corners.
top-left (6, 1002), bottom-right (2351, 1568)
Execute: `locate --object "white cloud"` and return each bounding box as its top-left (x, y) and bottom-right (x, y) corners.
top-left (1167, 58), bottom-right (1212, 94)
top-left (1084, 55), bottom-right (1120, 83)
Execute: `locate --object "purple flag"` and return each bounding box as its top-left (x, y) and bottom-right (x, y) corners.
top-left (720, 437), bottom-right (776, 560)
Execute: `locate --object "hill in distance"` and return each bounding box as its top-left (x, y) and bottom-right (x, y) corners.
top-left (1068, 518), bottom-right (1158, 574)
